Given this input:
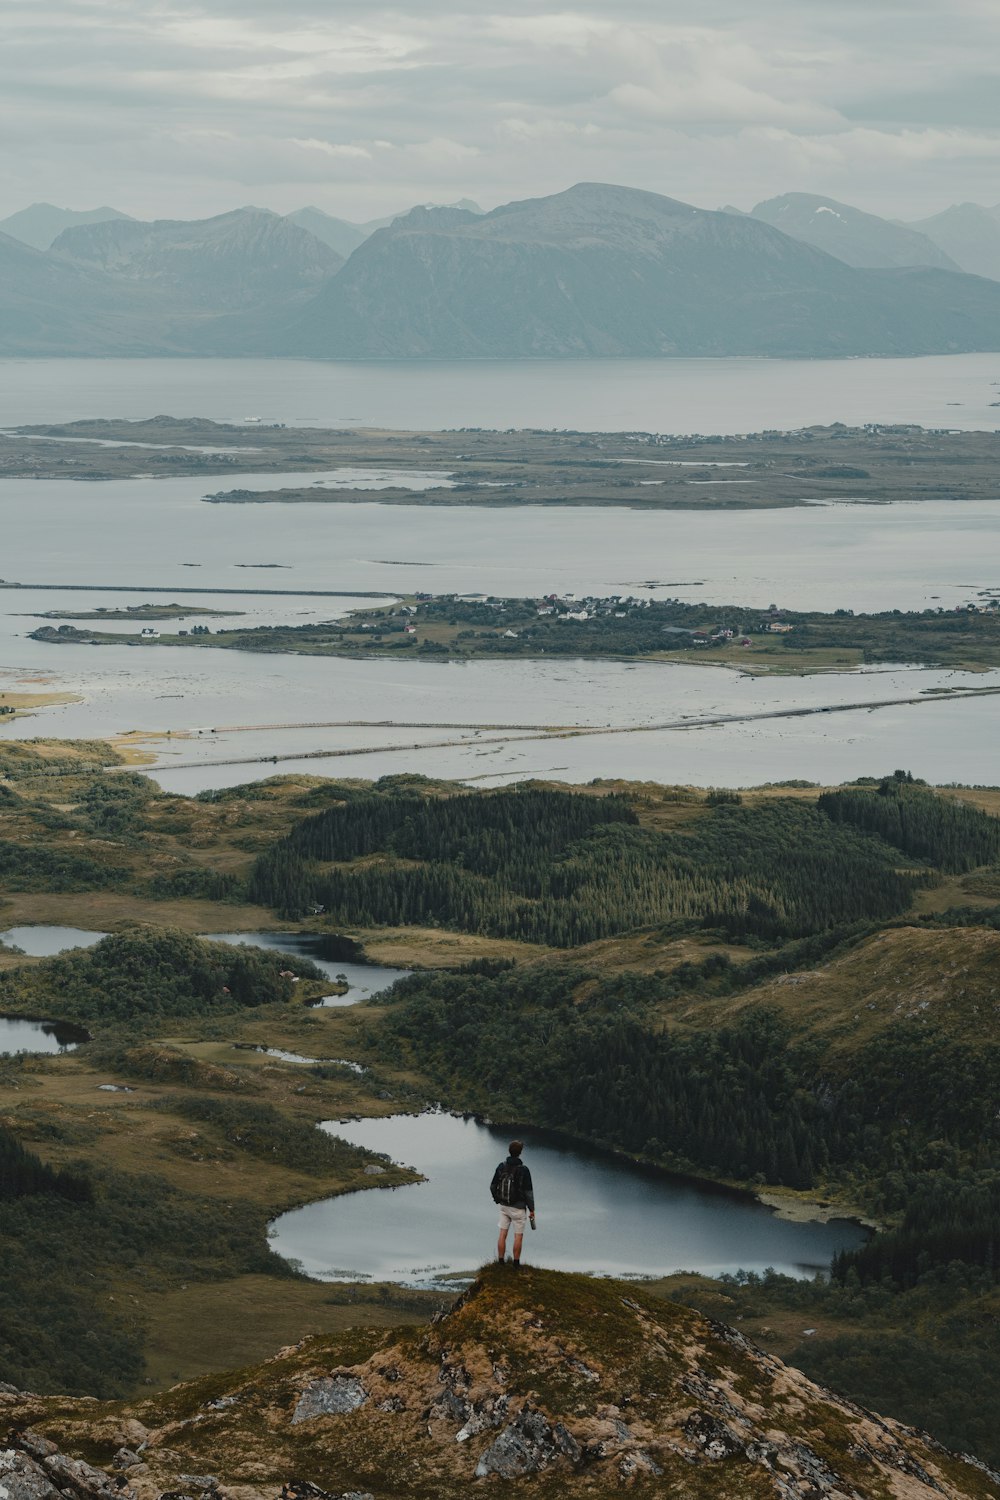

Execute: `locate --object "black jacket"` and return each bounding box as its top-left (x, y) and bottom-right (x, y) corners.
top-left (491, 1156), bottom-right (534, 1211)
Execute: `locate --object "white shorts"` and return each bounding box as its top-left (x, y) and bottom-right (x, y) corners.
top-left (498, 1205), bottom-right (527, 1233)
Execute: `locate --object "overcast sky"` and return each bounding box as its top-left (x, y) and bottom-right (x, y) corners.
top-left (4, 0), bottom-right (1000, 223)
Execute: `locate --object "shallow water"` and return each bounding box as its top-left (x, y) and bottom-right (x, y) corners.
top-left (235, 1045), bottom-right (365, 1071)
top-left (270, 1111), bottom-right (869, 1287)
top-left (3, 477), bottom-right (1000, 611)
top-left (5, 355), bottom-right (1000, 795)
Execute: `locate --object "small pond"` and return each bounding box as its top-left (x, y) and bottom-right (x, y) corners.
top-left (234, 1044), bottom-right (365, 1072)
top-left (270, 1111), bottom-right (869, 1288)
top-left (0, 1015), bottom-right (88, 1056)
top-left (0, 926), bottom-right (107, 956)
top-left (201, 931), bottom-right (410, 1003)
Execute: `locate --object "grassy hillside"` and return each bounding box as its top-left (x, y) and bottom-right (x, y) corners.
top-left (2, 747), bottom-right (1000, 1458)
top-left (9, 1266), bottom-right (997, 1500)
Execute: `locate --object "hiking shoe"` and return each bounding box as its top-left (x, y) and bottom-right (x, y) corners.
top-left (511, 1260), bottom-right (521, 1270)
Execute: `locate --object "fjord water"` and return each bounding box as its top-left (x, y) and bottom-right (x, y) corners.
top-left (3, 352), bottom-right (1000, 431)
top-left (4, 351), bottom-right (1000, 792)
top-left (271, 1111), bottom-right (868, 1286)
top-left (5, 479), bottom-right (1000, 611)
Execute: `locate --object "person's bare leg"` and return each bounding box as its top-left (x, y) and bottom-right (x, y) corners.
top-left (512, 1231), bottom-right (524, 1264)
top-left (497, 1226), bottom-right (508, 1261)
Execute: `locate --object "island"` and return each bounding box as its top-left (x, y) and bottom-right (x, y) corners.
top-left (29, 590), bottom-right (1000, 674)
top-left (27, 602), bottom-right (236, 621)
top-left (5, 414), bottom-right (1000, 510)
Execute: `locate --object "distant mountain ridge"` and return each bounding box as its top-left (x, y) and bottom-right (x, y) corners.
top-left (50, 207), bottom-right (342, 312)
top-left (907, 202), bottom-right (1000, 281)
top-left (283, 206), bottom-right (368, 259)
top-left (750, 192), bottom-right (959, 270)
top-left (5, 182), bottom-right (1000, 356)
top-left (0, 201), bottom-right (131, 250)
top-left (285, 198), bottom-right (483, 257)
top-left (278, 182), bottom-right (1000, 358)
top-left (0, 228), bottom-right (163, 355)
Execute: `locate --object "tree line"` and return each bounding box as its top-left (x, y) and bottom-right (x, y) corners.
top-left (0, 929), bottom-right (326, 1027)
top-left (819, 777), bottom-right (1000, 873)
top-left (373, 959), bottom-right (1000, 1226)
top-left (0, 1126), bottom-right (91, 1203)
top-left (250, 786), bottom-right (928, 946)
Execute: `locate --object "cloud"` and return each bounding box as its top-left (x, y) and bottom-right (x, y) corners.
top-left (291, 138), bottom-right (374, 160)
top-left (3, 0), bottom-right (1000, 221)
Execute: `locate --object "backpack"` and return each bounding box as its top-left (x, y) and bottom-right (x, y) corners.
top-left (491, 1158), bottom-right (524, 1205)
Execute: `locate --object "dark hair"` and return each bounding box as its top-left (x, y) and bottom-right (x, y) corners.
top-left (508, 1140), bottom-right (523, 1157)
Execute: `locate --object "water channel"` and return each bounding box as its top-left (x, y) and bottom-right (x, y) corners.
top-left (270, 1110), bottom-right (869, 1288)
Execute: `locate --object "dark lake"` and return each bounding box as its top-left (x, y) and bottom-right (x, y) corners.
top-left (200, 931), bottom-right (411, 1003)
top-left (0, 1015), bottom-right (88, 1056)
top-left (270, 1110), bottom-right (869, 1288)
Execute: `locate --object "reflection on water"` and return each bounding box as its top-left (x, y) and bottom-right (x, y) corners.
top-left (201, 932), bottom-right (410, 1003)
top-left (270, 1111), bottom-right (869, 1287)
top-left (0, 926), bottom-right (106, 956)
top-left (0, 1015), bottom-right (87, 1056)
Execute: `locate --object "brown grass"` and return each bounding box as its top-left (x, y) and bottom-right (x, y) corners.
top-left (674, 924), bottom-right (1000, 1053)
top-left (140, 1275), bottom-right (439, 1388)
top-left (0, 890), bottom-right (278, 932)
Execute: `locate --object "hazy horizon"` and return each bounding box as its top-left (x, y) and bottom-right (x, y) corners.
top-left (2, 182), bottom-right (998, 233)
top-left (4, 0), bottom-right (1000, 226)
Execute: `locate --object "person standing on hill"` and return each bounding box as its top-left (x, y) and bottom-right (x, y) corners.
top-left (491, 1139), bottom-right (536, 1267)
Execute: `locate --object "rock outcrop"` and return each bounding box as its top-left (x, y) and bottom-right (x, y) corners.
top-left (2, 1267), bottom-right (997, 1499)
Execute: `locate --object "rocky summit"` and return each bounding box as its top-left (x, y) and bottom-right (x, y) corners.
top-left (3, 1267), bottom-right (997, 1499)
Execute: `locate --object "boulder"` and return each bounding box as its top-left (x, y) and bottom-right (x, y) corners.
top-left (42, 1452), bottom-right (128, 1500)
top-left (0, 1450), bottom-right (63, 1500)
top-left (473, 1405), bottom-right (582, 1478)
top-left (683, 1410), bottom-right (748, 1461)
top-left (290, 1376), bottom-right (367, 1425)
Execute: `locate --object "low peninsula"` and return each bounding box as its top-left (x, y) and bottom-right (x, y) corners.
top-left (29, 590), bottom-right (1000, 674)
top-left (6, 415), bottom-right (1000, 510)
top-left (27, 602), bottom-right (235, 621)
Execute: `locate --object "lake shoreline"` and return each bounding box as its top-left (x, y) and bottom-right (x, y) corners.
top-left (313, 1105), bottom-right (876, 1240)
top-left (271, 1107), bottom-right (871, 1286)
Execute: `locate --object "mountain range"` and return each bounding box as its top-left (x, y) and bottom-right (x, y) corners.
top-left (748, 192), bottom-right (1000, 282)
top-left (49, 208), bottom-right (342, 311)
top-left (747, 192), bottom-right (960, 270)
top-left (4, 184), bottom-right (1000, 357)
top-left (0, 201), bottom-right (132, 250)
top-left (0, 197), bottom-right (483, 256)
top-left (908, 202), bottom-right (1000, 281)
